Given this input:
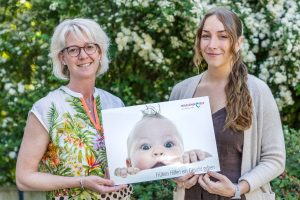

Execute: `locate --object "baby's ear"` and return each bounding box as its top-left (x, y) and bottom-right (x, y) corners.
top-left (126, 158), bottom-right (132, 167)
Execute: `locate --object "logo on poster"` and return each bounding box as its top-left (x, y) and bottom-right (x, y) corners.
top-left (181, 101), bottom-right (204, 110)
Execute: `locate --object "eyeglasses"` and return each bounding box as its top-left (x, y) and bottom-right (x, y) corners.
top-left (61, 43), bottom-right (99, 57)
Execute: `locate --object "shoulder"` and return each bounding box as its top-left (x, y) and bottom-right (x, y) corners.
top-left (174, 75), bottom-right (200, 88)
top-left (32, 88), bottom-right (63, 110)
top-left (30, 88), bottom-right (64, 132)
top-left (247, 74), bottom-right (270, 91)
top-left (247, 74), bottom-right (280, 119)
top-left (95, 88), bottom-right (125, 109)
top-left (170, 74), bottom-right (202, 100)
top-left (247, 74), bottom-right (273, 100)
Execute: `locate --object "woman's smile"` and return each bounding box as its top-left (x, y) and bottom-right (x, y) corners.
top-left (77, 62), bottom-right (93, 68)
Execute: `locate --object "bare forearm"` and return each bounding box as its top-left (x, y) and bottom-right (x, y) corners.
top-left (17, 172), bottom-right (80, 192)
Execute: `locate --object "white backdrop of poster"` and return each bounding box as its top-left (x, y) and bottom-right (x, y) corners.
top-left (102, 97), bottom-right (220, 185)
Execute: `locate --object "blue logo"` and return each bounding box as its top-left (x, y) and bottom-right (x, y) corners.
top-left (195, 102), bottom-right (201, 108)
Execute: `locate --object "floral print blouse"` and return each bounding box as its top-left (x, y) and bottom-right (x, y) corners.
top-left (31, 86), bottom-right (132, 200)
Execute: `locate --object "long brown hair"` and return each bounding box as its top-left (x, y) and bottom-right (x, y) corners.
top-left (194, 7), bottom-right (252, 132)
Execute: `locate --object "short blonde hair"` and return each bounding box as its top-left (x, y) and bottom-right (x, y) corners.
top-left (50, 18), bottom-right (110, 80)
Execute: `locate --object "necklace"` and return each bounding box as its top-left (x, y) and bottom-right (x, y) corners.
top-left (80, 97), bottom-right (101, 132)
top-left (65, 85), bottom-right (95, 112)
top-left (84, 98), bottom-right (94, 113)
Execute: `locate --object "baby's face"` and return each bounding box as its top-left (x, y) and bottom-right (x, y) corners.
top-left (127, 118), bottom-right (184, 170)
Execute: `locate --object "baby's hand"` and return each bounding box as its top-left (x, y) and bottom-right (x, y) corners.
top-left (114, 167), bottom-right (140, 178)
top-left (181, 149), bottom-right (212, 164)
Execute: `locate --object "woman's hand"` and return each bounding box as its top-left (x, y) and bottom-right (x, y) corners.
top-left (81, 175), bottom-right (127, 193)
top-left (114, 167), bottom-right (140, 178)
top-left (173, 172), bottom-right (200, 189)
top-left (172, 149), bottom-right (211, 190)
top-left (198, 171), bottom-right (235, 197)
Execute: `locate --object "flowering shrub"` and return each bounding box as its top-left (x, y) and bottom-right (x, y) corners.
top-left (0, 0), bottom-right (299, 198)
top-left (271, 126), bottom-right (300, 199)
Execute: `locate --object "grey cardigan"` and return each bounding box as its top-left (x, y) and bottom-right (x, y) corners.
top-left (170, 73), bottom-right (285, 200)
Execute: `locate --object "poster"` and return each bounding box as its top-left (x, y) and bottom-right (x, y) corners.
top-left (102, 97), bottom-right (220, 185)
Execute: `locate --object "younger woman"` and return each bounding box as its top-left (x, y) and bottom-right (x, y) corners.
top-left (170, 8), bottom-right (285, 200)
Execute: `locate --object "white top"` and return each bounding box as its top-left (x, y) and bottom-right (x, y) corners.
top-left (31, 86), bottom-right (124, 132)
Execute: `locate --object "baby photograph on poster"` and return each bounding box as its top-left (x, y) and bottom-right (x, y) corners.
top-left (102, 97), bottom-right (220, 185)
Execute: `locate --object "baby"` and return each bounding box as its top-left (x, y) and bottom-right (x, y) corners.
top-left (114, 105), bottom-right (211, 178)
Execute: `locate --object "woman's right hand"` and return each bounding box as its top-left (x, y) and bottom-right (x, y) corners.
top-left (172, 149), bottom-right (211, 189)
top-left (82, 175), bottom-right (127, 193)
top-left (173, 172), bottom-right (200, 189)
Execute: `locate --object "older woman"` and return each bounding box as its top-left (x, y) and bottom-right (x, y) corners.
top-left (170, 8), bottom-right (285, 200)
top-left (16, 18), bottom-right (132, 200)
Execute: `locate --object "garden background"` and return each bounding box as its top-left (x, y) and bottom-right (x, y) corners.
top-left (0, 0), bottom-right (299, 199)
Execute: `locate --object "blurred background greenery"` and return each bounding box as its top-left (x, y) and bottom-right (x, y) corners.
top-left (0, 0), bottom-right (299, 199)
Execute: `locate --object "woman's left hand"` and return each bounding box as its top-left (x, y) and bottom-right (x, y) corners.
top-left (198, 171), bottom-right (235, 197)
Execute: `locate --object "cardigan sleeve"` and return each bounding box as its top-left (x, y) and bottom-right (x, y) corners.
top-left (240, 79), bottom-right (286, 192)
top-left (169, 82), bottom-right (182, 100)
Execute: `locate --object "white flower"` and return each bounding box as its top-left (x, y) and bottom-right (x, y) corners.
top-left (115, 0), bottom-right (123, 6)
top-left (259, 33), bottom-right (265, 39)
top-left (49, 2), bottom-right (58, 11)
top-left (244, 51), bottom-right (256, 63)
top-left (170, 36), bottom-right (180, 48)
top-left (279, 85), bottom-right (294, 106)
top-left (8, 151), bottom-right (16, 159)
top-left (142, 34), bottom-right (154, 46)
top-left (252, 45), bottom-right (259, 53)
top-left (121, 27), bottom-right (131, 35)
top-left (275, 98), bottom-right (284, 110)
top-left (0, 69), bottom-right (5, 76)
top-left (166, 15), bottom-right (175, 22)
top-left (8, 88), bottom-right (16, 95)
top-left (141, 1), bottom-right (149, 8)
top-left (116, 35), bottom-right (130, 51)
top-left (274, 72), bottom-right (287, 84)
top-left (286, 40), bottom-right (293, 52)
top-left (138, 50), bottom-right (148, 60)
top-left (2, 117), bottom-right (12, 128)
top-left (141, 43), bottom-right (152, 51)
top-left (252, 38), bottom-right (259, 45)
top-left (258, 66), bottom-right (270, 81)
top-left (4, 83), bottom-right (13, 90)
top-left (17, 82), bottom-right (25, 93)
top-left (158, 1), bottom-right (171, 8)
top-left (115, 28), bottom-right (133, 51)
top-left (261, 39), bottom-right (270, 48)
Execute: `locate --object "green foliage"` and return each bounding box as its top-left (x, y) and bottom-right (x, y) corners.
top-left (132, 180), bottom-right (176, 200)
top-left (271, 127), bottom-right (300, 199)
top-left (0, 0), bottom-right (299, 199)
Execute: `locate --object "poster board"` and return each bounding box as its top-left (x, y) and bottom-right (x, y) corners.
top-left (102, 97), bottom-right (220, 185)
